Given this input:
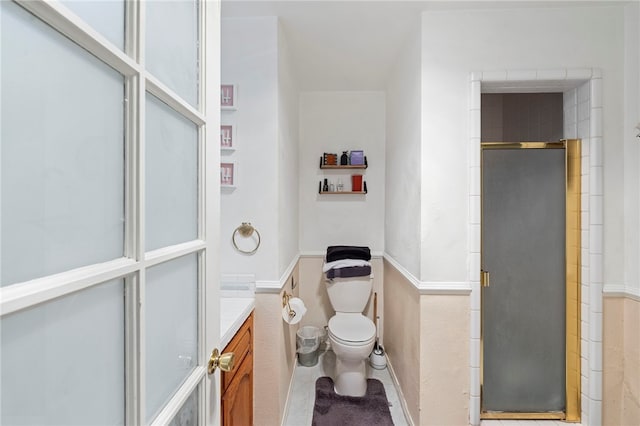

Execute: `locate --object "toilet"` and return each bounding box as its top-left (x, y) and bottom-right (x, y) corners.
top-left (326, 276), bottom-right (376, 397)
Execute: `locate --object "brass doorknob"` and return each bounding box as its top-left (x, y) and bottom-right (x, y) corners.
top-left (208, 348), bottom-right (235, 375)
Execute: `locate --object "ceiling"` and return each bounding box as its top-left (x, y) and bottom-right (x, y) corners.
top-left (221, 0), bottom-right (628, 91)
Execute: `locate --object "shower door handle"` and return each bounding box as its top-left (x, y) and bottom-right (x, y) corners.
top-left (481, 270), bottom-right (490, 287)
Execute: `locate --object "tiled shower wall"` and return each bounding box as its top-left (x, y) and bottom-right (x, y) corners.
top-left (469, 69), bottom-right (604, 426)
top-left (564, 79), bottom-right (604, 426)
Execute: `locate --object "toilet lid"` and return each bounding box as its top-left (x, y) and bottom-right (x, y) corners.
top-left (328, 315), bottom-right (376, 343)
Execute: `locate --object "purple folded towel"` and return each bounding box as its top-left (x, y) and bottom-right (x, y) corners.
top-left (326, 265), bottom-right (372, 279)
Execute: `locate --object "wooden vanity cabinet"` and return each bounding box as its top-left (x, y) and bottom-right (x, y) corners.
top-left (221, 312), bottom-right (254, 426)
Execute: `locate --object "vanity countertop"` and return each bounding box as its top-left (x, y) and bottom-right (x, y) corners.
top-left (220, 297), bottom-right (255, 349)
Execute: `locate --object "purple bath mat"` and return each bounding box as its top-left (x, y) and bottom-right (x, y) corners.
top-left (312, 376), bottom-right (394, 426)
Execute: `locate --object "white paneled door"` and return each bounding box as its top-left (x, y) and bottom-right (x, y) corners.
top-left (0, 1), bottom-right (221, 425)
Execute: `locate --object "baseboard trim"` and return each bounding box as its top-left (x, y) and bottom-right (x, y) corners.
top-left (386, 355), bottom-right (416, 426)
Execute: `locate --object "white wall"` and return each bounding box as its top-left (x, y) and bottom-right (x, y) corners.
top-left (624, 2), bottom-right (640, 296)
top-left (420, 5), bottom-right (626, 284)
top-left (384, 20), bottom-right (422, 278)
top-left (299, 92), bottom-right (385, 253)
top-left (277, 22), bottom-right (300, 276)
top-left (221, 17), bottom-right (279, 281)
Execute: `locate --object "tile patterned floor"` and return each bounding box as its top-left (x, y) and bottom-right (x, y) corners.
top-left (283, 349), bottom-right (410, 426)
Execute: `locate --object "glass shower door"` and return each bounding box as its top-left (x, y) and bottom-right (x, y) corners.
top-left (481, 146), bottom-right (566, 414)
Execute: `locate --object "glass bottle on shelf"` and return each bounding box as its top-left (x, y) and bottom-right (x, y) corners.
top-left (340, 151), bottom-right (349, 165)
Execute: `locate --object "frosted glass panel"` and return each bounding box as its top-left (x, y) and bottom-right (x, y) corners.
top-left (146, 0), bottom-right (199, 106)
top-left (482, 149), bottom-right (566, 412)
top-left (61, 0), bottom-right (125, 50)
top-left (146, 94), bottom-right (198, 251)
top-left (1, 279), bottom-right (125, 425)
top-left (1, 1), bottom-right (125, 286)
top-left (146, 255), bottom-right (198, 423)
top-left (169, 388), bottom-right (199, 426)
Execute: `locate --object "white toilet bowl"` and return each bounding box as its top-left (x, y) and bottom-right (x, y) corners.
top-left (328, 313), bottom-right (376, 396)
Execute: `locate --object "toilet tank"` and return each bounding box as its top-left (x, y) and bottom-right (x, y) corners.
top-left (325, 276), bottom-right (373, 313)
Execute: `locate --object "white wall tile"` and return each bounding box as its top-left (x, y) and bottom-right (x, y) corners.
top-left (589, 399), bottom-right (603, 425)
top-left (564, 123), bottom-right (577, 139)
top-left (589, 341), bottom-right (603, 371)
top-left (589, 311), bottom-right (603, 341)
top-left (506, 69), bottom-right (537, 81)
top-left (581, 339), bottom-right (589, 364)
top-left (470, 195), bottom-right (480, 224)
top-left (470, 71), bottom-right (482, 82)
top-left (590, 166), bottom-right (603, 195)
top-left (590, 283), bottom-right (603, 313)
top-left (581, 173), bottom-right (590, 194)
top-left (481, 70), bottom-right (507, 81)
top-left (538, 69), bottom-right (567, 80)
top-left (470, 309), bottom-right (481, 339)
top-left (471, 284), bottom-right (481, 309)
top-left (578, 119), bottom-right (591, 139)
top-left (470, 366), bottom-right (480, 396)
top-left (591, 68), bottom-right (603, 79)
top-left (470, 81), bottom-right (481, 110)
top-left (578, 82), bottom-right (590, 104)
top-left (589, 226), bottom-right (603, 256)
top-left (590, 78), bottom-right (603, 108)
top-left (591, 108), bottom-right (603, 138)
top-left (470, 108), bottom-right (481, 138)
top-left (565, 103), bottom-right (577, 123)
top-left (581, 190), bottom-right (589, 211)
top-left (578, 101), bottom-right (590, 122)
top-left (469, 224), bottom-right (480, 253)
top-left (582, 137), bottom-right (590, 156)
top-left (589, 255), bottom-right (602, 283)
top-left (469, 166), bottom-right (480, 196)
top-left (470, 338), bottom-right (480, 369)
top-left (566, 68), bottom-right (593, 80)
top-left (590, 195), bottom-right (603, 225)
top-left (582, 394), bottom-right (590, 425)
top-left (470, 252), bottom-right (480, 281)
top-left (469, 138), bottom-right (481, 167)
top-left (590, 148), bottom-right (602, 171)
top-left (582, 283), bottom-right (590, 304)
top-left (470, 396), bottom-right (480, 425)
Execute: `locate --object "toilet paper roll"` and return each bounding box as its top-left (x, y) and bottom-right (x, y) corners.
top-left (282, 297), bottom-right (307, 325)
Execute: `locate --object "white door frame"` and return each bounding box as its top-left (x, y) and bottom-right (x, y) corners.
top-left (0, 1), bottom-right (221, 424)
top-left (467, 68), bottom-right (604, 426)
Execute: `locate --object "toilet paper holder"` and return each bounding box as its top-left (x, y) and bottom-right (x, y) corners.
top-left (282, 292), bottom-right (296, 320)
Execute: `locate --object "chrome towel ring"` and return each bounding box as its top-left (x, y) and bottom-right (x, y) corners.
top-left (232, 222), bottom-right (261, 254)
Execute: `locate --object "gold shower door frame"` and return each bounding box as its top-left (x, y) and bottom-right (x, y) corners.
top-left (480, 140), bottom-right (581, 422)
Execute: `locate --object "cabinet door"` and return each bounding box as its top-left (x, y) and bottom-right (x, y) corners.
top-left (222, 353), bottom-right (253, 426)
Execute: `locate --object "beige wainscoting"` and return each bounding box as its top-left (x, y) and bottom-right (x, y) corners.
top-left (603, 296), bottom-right (640, 426)
top-left (384, 260), bottom-right (421, 424)
top-left (384, 259), bottom-right (470, 426)
top-left (420, 295), bottom-right (470, 425)
top-left (253, 264), bottom-right (299, 426)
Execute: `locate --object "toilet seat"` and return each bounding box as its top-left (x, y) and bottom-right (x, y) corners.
top-left (328, 314), bottom-right (376, 346)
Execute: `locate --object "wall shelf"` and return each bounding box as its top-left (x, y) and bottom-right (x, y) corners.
top-left (319, 190), bottom-right (367, 195)
top-left (318, 154), bottom-right (368, 195)
top-left (319, 156), bottom-right (368, 169)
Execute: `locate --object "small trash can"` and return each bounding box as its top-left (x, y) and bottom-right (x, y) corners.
top-left (296, 326), bottom-right (320, 366)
